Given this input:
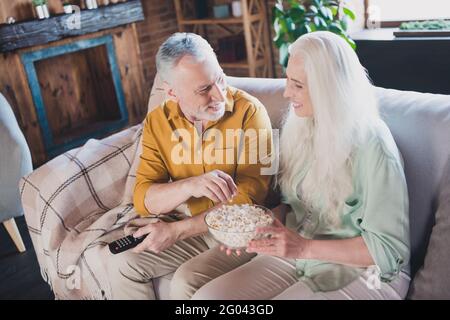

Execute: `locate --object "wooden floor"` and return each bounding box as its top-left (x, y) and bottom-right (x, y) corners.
top-left (0, 216), bottom-right (54, 300)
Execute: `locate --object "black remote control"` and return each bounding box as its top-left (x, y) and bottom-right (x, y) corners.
top-left (108, 235), bottom-right (146, 254)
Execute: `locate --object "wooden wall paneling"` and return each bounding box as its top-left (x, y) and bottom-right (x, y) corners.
top-left (34, 50), bottom-right (100, 142)
top-left (0, 52), bottom-right (46, 166)
top-left (112, 24), bottom-right (147, 124)
top-left (85, 45), bottom-right (121, 121)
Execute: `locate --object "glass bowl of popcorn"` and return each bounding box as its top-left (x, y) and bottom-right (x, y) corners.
top-left (204, 204), bottom-right (275, 249)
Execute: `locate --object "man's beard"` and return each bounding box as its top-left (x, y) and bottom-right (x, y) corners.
top-left (197, 103), bottom-right (226, 122)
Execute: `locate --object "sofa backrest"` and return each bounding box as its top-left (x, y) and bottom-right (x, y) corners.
top-left (227, 76), bottom-right (450, 277)
top-left (228, 77), bottom-right (289, 129)
top-left (374, 87), bottom-right (450, 276)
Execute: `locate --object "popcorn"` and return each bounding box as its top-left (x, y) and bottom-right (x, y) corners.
top-left (205, 204), bottom-right (274, 248)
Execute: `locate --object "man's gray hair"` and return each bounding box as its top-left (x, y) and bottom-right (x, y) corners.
top-left (156, 32), bottom-right (216, 83)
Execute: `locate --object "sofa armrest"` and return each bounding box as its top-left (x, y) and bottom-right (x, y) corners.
top-left (19, 124), bottom-right (143, 275)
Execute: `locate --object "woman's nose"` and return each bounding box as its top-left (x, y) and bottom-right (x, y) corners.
top-left (283, 87), bottom-right (291, 99)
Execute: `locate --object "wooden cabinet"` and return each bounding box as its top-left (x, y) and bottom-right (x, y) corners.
top-left (173, 0), bottom-right (274, 78)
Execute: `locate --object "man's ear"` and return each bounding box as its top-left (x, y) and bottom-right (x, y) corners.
top-left (163, 81), bottom-right (179, 103)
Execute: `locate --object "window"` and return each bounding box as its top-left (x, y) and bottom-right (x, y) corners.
top-left (367, 0), bottom-right (450, 27)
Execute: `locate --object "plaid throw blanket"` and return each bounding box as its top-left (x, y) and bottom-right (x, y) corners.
top-left (20, 124), bottom-right (146, 299)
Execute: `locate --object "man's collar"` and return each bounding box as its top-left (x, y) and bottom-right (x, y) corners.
top-left (224, 86), bottom-right (235, 113)
top-left (166, 86), bottom-right (235, 121)
top-left (166, 100), bottom-right (182, 121)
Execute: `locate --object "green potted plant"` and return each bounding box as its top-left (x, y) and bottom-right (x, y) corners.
top-left (273, 0), bottom-right (356, 67)
top-left (400, 19), bottom-right (450, 31)
top-left (32, 0), bottom-right (50, 19)
top-left (394, 19), bottom-right (450, 37)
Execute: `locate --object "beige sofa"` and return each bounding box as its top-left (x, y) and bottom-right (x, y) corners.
top-left (21, 76), bottom-right (450, 299)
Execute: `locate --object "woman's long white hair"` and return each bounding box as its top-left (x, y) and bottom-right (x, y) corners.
top-left (279, 31), bottom-right (380, 226)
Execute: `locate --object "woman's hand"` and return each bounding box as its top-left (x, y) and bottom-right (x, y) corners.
top-left (246, 219), bottom-right (311, 259)
top-left (219, 245), bottom-right (243, 256)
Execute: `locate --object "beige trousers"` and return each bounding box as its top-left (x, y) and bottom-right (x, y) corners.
top-left (106, 215), bottom-right (255, 300)
top-left (191, 254), bottom-right (411, 300)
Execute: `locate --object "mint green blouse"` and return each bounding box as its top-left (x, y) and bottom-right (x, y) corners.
top-left (282, 120), bottom-right (410, 292)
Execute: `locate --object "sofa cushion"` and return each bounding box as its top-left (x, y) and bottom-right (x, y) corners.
top-left (408, 157), bottom-right (450, 299)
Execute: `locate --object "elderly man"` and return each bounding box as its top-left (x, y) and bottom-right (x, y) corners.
top-left (107, 32), bottom-right (273, 299)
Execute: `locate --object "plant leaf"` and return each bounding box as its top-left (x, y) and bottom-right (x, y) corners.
top-left (279, 42), bottom-right (290, 68)
top-left (343, 7), bottom-right (356, 21)
top-left (273, 34), bottom-right (285, 48)
top-left (330, 6), bottom-right (338, 17)
top-left (275, 1), bottom-right (284, 12)
top-left (329, 21), bottom-right (344, 33)
top-left (340, 16), bottom-right (349, 31)
top-left (343, 36), bottom-right (356, 50)
top-left (290, 6), bottom-right (306, 23)
top-left (320, 7), bottom-right (333, 20)
top-left (309, 5), bottom-right (318, 14)
top-left (286, 17), bottom-right (296, 33)
top-left (314, 16), bottom-right (327, 29)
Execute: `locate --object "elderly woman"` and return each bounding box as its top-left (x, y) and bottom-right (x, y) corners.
top-left (191, 31), bottom-right (411, 300)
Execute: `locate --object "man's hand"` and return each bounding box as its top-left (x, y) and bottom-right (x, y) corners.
top-left (246, 219), bottom-right (311, 259)
top-left (188, 170), bottom-right (237, 203)
top-left (132, 220), bottom-right (180, 254)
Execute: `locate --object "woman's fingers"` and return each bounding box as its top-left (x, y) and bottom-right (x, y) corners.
top-left (246, 245), bottom-right (278, 255)
top-left (271, 218), bottom-right (284, 227)
top-left (255, 225), bottom-right (281, 235)
top-left (248, 237), bottom-right (277, 248)
top-left (220, 245), bottom-right (242, 256)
